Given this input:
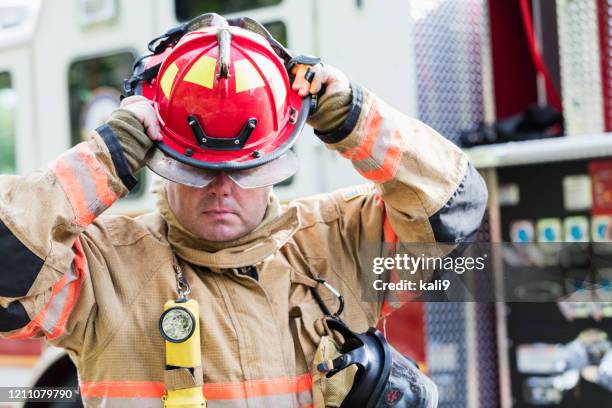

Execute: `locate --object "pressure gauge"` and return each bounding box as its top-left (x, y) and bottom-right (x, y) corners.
top-left (159, 306), bottom-right (196, 343)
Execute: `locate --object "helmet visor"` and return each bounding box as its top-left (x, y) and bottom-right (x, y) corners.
top-left (145, 147), bottom-right (298, 189)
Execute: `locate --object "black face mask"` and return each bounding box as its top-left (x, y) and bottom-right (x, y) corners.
top-left (318, 318), bottom-right (439, 408)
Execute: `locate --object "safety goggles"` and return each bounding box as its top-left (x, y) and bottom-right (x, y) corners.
top-left (145, 148), bottom-right (298, 189)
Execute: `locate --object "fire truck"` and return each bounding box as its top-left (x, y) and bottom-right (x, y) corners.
top-left (4, 0), bottom-right (612, 407)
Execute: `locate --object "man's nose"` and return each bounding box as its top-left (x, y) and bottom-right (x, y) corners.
top-left (205, 173), bottom-right (234, 196)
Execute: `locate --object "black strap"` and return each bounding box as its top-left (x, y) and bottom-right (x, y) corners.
top-left (123, 63), bottom-right (162, 96)
top-left (148, 24), bottom-right (187, 54)
top-left (286, 55), bottom-right (322, 72)
top-left (95, 124), bottom-right (139, 191)
top-left (310, 286), bottom-right (333, 317)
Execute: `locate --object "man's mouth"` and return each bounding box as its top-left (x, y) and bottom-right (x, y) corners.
top-left (203, 208), bottom-right (235, 215)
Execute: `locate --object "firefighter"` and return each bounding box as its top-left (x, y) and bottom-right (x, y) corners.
top-left (0, 14), bottom-right (486, 408)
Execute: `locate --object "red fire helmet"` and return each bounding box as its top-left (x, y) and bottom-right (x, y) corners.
top-left (128, 15), bottom-right (310, 188)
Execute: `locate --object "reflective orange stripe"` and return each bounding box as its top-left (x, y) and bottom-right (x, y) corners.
top-left (80, 374), bottom-right (313, 400)
top-left (80, 381), bottom-right (165, 398)
top-left (46, 238), bottom-right (88, 340)
top-left (51, 142), bottom-right (120, 227)
top-left (357, 129), bottom-right (404, 183)
top-left (202, 373), bottom-right (312, 399)
top-left (341, 107), bottom-right (383, 161)
top-left (8, 239), bottom-right (87, 340)
top-left (75, 144), bottom-right (119, 207)
top-left (52, 157), bottom-right (95, 227)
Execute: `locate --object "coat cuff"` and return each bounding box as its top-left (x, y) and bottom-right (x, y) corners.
top-left (98, 108), bottom-right (154, 189)
top-left (95, 124), bottom-right (139, 191)
top-left (315, 83), bottom-right (363, 144)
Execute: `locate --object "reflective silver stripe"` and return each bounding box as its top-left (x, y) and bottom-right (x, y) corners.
top-left (207, 389), bottom-right (313, 408)
top-left (52, 143), bottom-right (120, 227)
top-left (61, 147), bottom-right (101, 212)
top-left (82, 390), bottom-right (312, 408)
top-left (82, 396), bottom-right (163, 407)
top-left (41, 263), bottom-right (77, 333)
top-left (352, 116), bottom-right (403, 174)
top-left (296, 388), bottom-right (314, 407)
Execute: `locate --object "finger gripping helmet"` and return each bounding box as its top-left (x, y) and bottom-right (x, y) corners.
top-left (129, 14), bottom-right (309, 186)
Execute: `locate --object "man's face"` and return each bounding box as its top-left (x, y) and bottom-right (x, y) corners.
top-left (166, 175), bottom-right (271, 242)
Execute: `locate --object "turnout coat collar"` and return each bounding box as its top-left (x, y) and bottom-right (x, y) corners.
top-left (154, 181), bottom-right (300, 269)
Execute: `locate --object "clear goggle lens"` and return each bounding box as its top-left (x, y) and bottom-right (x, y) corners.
top-left (145, 148), bottom-right (298, 189)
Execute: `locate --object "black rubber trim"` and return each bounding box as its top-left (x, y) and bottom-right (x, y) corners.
top-left (315, 83), bottom-right (363, 144)
top-left (429, 164), bottom-right (488, 243)
top-left (0, 219), bottom-right (44, 297)
top-left (96, 124), bottom-right (139, 190)
top-left (0, 301), bottom-right (30, 332)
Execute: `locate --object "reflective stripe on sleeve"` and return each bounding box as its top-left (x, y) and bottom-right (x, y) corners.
top-left (51, 143), bottom-right (120, 227)
top-left (338, 103), bottom-right (404, 184)
top-left (340, 108), bottom-right (383, 162)
top-left (7, 239), bottom-right (88, 340)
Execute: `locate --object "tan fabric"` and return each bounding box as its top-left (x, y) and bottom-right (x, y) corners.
top-left (0, 87), bottom-right (472, 407)
top-left (164, 366), bottom-right (204, 390)
top-left (307, 88), bottom-right (353, 134)
top-left (106, 109), bottom-right (153, 174)
top-left (311, 335), bottom-right (356, 407)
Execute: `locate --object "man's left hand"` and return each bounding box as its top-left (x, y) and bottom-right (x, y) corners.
top-left (291, 63), bottom-right (350, 98)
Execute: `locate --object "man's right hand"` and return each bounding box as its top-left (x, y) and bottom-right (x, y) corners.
top-left (118, 95), bottom-right (162, 141)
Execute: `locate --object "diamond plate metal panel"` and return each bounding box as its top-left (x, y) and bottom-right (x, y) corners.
top-left (475, 302), bottom-right (500, 408)
top-left (426, 301), bottom-right (500, 408)
top-left (426, 302), bottom-right (469, 408)
top-left (557, 0), bottom-right (605, 135)
top-left (411, 0), bottom-right (490, 144)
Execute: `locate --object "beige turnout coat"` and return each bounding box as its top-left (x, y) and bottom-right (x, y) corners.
top-left (0, 85), bottom-right (486, 407)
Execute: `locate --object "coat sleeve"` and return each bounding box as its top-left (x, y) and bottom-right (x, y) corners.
top-left (313, 85), bottom-right (488, 319)
top-left (0, 112), bottom-right (147, 349)
top-left (318, 84), bottom-right (488, 245)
